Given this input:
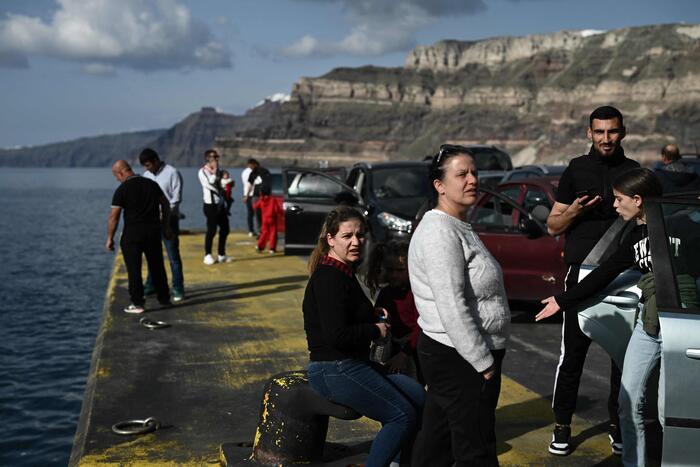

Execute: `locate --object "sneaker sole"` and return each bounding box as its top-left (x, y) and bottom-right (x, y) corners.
top-left (608, 435), bottom-right (622, 455)
top-left (548, 445), bottom-right (571, 456)
top-left (124, 308), bottom-right (145, 314)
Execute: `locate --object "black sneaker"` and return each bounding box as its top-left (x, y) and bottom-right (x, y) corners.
top-left (549, 424), bottom-right (571, 456)
top-left (609, 424), bottom-right (623, 456)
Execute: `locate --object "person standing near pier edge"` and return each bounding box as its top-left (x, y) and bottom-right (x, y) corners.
top-left (106, 160), bottom-right (171, 314)
top-left (303, 206), bottom-right (425, 467)
top-left (408, 144), bottom-right (510, 467)
top-left (198, 149), bottom-right (231, 265)
top-left (139, 148), bottom-right (185, 302)
top-left (544, 106), bottom-right (640, 456)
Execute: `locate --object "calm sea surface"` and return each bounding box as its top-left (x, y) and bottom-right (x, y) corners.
top-left (0, 167), bottom-right (248, 466)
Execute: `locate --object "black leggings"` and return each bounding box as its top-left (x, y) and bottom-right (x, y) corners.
top-left (203, 203), bottom-right (229, 256)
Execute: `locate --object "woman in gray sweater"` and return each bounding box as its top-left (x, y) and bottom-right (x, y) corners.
top-left (408, 144), bottom-right (511, 466)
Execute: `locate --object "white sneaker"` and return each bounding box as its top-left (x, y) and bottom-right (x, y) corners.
top-left (124, 304), bottom-right (145, 314)
top-left (203, 254), bottom-right (216, 265)
top-left (218, 254), bottom-right (233, 263)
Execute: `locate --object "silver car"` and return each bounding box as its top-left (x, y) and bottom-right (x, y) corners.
top-left (576, 193), bottom-right (700, 465)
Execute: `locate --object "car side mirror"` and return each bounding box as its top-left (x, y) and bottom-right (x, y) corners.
top-left (519, 218), bottom-right (544, 239)
top-left (531, 205), bottom-right (550, 223)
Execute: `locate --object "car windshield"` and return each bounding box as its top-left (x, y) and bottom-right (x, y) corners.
top-left (371, 166), bottom-right (430, 199)
top-left (469, 148), bottom-right (512, 171)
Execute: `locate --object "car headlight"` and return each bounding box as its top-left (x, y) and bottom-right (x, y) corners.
top-left (376, 212), bottom-right (412, 233)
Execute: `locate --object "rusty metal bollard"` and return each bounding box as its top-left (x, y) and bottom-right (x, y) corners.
top-left (251, 370), bottom-right (361, 465)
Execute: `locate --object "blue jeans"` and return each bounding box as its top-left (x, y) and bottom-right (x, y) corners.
top-left (619, 318), bottom-right (664, 467)
top-left (147, 216), bottom-right (184, 293)
top-left (308, 359), bottom-right (425, 467)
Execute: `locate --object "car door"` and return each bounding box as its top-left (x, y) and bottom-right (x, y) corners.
top-left (470, 185), bottom-right (566, 301)
top-left (282, 168), bottom-right (358, 255)
top-left (645, 196), bottom-right (700, 465)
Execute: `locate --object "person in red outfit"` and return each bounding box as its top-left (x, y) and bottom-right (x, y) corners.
top-left (253, 186), bottom-right (283, 253)
top-left (365, 240), bottom-right (424, 384)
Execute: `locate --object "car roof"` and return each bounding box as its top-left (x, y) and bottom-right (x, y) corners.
top-left (498, 174), bottom-right (560, 189)
top-left (351, 160), bottom-right (429, 170)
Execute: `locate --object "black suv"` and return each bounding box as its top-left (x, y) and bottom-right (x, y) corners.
top-left (282, 147), bottom-right (513, 255)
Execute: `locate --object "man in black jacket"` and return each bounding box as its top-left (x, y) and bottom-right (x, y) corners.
top-left (545, 106), bottom-right (640, 456)
top-left (106, 160), bottom-right (172, 313)
top-left (654, 144), bottom-right (699, 193)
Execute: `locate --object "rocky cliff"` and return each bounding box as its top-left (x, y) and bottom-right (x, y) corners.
top-left (220, 23), bottom-right (700, 167)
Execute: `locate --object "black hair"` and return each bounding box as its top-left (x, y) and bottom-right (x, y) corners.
top-left (428, 144), bottom-right (475, 207)
top-left (365, 240), bottom-right (409, 296)
top-left (589, 106), bottom-right (624, 128)
top-left (138, 148), bottom-right (159, 165)
top-left (612, 168), bottom-right (663, 200)
top-left (247, 158), bottom-right (259, 165)
top-left (308, 206), bottom-right (367, 275)
top-left (260, 185), bottom-right (271, 196)
top-left (204, 148), bottom-right (219, 158)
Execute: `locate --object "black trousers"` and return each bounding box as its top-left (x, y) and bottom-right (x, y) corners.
top-left (552, 264), bottom-right (622, 425)
top-left (245, 196), bottom-right (256, 233)
top-left (413, 332), bottom-right (505, 467)
top-left (203, 203), bottom-right (229, 256)
top-left (120, 227), bottom-right (169, 306)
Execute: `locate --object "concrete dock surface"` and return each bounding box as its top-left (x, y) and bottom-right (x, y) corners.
top-left (70, 231), bottom-right (619, 466)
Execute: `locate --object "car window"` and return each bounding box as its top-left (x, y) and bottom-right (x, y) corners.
top-left (287, 171), bottom-right (345, 198)
top-left (270, 173), bottom-right (283, 196)
top-left (371, 167), bottom-right (429, 199)
top-left (472, 193), bottom-right (517, 227)
top-left (661, 201), bottom-right (700, 309)
top-left (469, 148), bottom-right (513, 171)
top-left (523, 187), bottom-right (551, 212)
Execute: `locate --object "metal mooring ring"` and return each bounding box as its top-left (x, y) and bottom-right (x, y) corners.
top-left (112, 417), bottom-right (161, 435)
top-left (139, 317), bottom-right (170, 330)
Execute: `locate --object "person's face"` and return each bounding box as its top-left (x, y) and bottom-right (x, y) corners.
top-left (613, 189), bottom-right (643, 221)
top-left (384, 256), bottom-right (409, 289)
top-left (434, 154), bottom-right (479, 208)
top-left (588, 118), bottom-right (625, 157)
top-left (327, 219), bottom-right (366, 264)
top-left (142, 159), bottom-right (160, 175)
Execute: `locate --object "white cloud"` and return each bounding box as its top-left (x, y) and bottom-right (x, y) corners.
top-left (254, 92), bottom-right (291, 107)
top-left (282, 0), bottom-right (486, 58)
top-left (0, 0), bottom-right (232, 72)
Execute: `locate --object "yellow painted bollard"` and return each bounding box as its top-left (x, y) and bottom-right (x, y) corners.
top-left (251, 370), bottom-right (360, 465)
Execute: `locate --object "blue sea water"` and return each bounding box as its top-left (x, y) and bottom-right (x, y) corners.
top-left (0, 167), bottom-right (248, 466)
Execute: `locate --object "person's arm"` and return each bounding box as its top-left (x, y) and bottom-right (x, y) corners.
top-left (419, 228), bottom-right (494, 373)
top-left (313, 270), bottom-right (381, 350)
top-left (106, 207), bottom-right (121, 251)
top-left (170, 170), bottom-right (182, 208)
top-left (536, 232), bottom-right (635, 321)
top-left (546, 197), bottom-right (602, 236)
top-left (198, 168), bottom-right (220, 196)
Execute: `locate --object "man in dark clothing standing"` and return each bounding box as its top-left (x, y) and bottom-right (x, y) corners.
top-left (545, 106), bottom-right (640, 456)
top-left (246, 158), bottom-right (271, 230)
top-left (106, 159), bottom-right (171, 314)
top-left (654, 144), bottom-right (699, 193)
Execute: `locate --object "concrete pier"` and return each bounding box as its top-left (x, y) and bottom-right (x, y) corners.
top-left (70, 232), bottom-right (616, 466)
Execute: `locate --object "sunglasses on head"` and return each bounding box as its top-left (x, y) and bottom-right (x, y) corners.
top-left (436, 144), bottom-right (471, 165)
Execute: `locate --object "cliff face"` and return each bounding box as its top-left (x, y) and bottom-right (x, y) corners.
top-left (222, 23), bottom-right (700, 166)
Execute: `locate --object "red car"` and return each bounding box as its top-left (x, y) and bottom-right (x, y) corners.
top-left (469, 176), bottom-right (566, 302)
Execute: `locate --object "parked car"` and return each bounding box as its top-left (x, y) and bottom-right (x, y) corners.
top-left (468, 176), bottom-right (567, 301)
top-left (282, 162), bottom-right (429, 255)
top-left (572, 192), bottom-right (700, 465)
top-left (501, 164), bottom-right (567, 182)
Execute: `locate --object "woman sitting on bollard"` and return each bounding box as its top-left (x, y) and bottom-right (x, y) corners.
top-left (535, 168), bottom-right (698, 466)
top-left (408, 144), bottom-right (511, 467)
top-left (303, 206), bottom-right (425, 467)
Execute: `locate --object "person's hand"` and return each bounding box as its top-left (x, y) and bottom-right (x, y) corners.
top-left (105, 238), bottom-right (114, 252)
top-left (386, 351), bottom-right (410, 374)
top-left (572, 194), bottom-right (602, 213)
top-left (375, 307), bottom-right (389, 320)
top-left (535, 296), bottom-right (561, 321)
top-left (375, 322), bottom-right (391, 338)
top-left (243, 195), bottom-right (249, 202)
top-left (482, 365), bottom-right (495, 381)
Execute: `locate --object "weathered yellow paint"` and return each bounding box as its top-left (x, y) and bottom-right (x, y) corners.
top-left (76, 232), bottom-right (614, 465)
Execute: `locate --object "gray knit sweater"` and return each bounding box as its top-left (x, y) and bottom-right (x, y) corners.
top-left (408, 209), bottom-right (510, 372)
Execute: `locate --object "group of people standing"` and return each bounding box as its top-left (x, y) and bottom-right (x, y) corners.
top-left (106, 147), bottom-right (280, 313)
top-left (301, 105), bottom-right (692, 466)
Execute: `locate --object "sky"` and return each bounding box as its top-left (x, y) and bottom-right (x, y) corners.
top-left (1, 0), bottom-right (699, 148)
